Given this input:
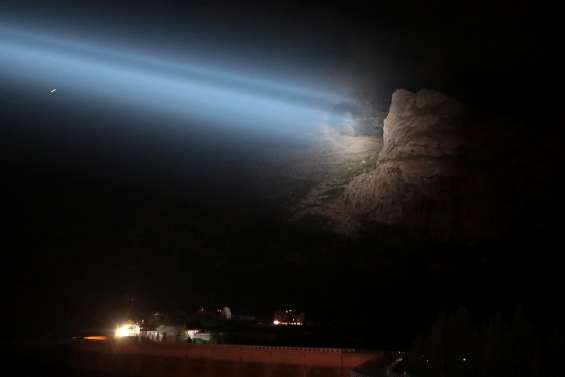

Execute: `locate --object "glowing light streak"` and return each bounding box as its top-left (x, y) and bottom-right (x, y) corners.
top-left (0, 25), bottom-right (348, 139)
top-left (83, 336), bottom-right (107, 341)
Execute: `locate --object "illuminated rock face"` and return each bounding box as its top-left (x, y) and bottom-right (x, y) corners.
top-left (341, 88), bottom-right (503, 239)
top-left (292, 88), bottom-right (507, 239)
top-left (381, 89), bottom-right (462, 161)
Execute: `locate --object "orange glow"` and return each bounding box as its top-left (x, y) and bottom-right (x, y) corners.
top-left (84, 336), bottom-right (107, 341)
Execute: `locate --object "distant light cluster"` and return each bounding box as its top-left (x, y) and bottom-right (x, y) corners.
top-left (273, 309), bottom-right (305, 326)
top-left (273, 319), bottom-right (303, 326)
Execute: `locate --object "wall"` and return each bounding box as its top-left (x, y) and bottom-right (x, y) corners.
top-left (70, 341), bottom-right (383, 377)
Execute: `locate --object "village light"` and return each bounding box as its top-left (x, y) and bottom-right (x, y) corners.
top-left (114, 322), bottom-right (140, 338)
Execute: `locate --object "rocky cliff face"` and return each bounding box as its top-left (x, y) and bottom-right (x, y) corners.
top-left (293, 88), bottom-right (504, 240)
top-left (343, 89), bottom-right (468, 237)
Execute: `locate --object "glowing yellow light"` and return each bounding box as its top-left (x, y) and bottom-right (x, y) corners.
top-left (114, 322), bottom-right (140, 338)
top-left (273, 320), bottom-right (280, 325)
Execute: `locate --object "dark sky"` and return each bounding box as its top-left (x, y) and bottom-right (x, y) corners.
top-left (1, 0), bottom-right (562, 342)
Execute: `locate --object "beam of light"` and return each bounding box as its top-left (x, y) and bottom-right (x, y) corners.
top-left (0, 25), bottom-right (349, 140)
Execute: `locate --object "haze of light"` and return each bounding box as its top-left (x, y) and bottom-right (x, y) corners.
top-left (0, 25), bottom-right (349, 141)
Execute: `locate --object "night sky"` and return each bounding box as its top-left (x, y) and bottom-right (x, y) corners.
top-left (1, 0), bottom-right (563, 344)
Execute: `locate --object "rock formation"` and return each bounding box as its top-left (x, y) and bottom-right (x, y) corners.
top-left (343, 89), bottom-right (466, 236)
top-left (293, 88), bottom-right (504, 240)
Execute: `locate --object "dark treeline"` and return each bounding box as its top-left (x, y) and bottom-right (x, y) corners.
top-left (407, 305), bottom-right (563, 377)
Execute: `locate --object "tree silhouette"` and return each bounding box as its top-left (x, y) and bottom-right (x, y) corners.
top-left (408, 305), bottom-right (554, 377)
